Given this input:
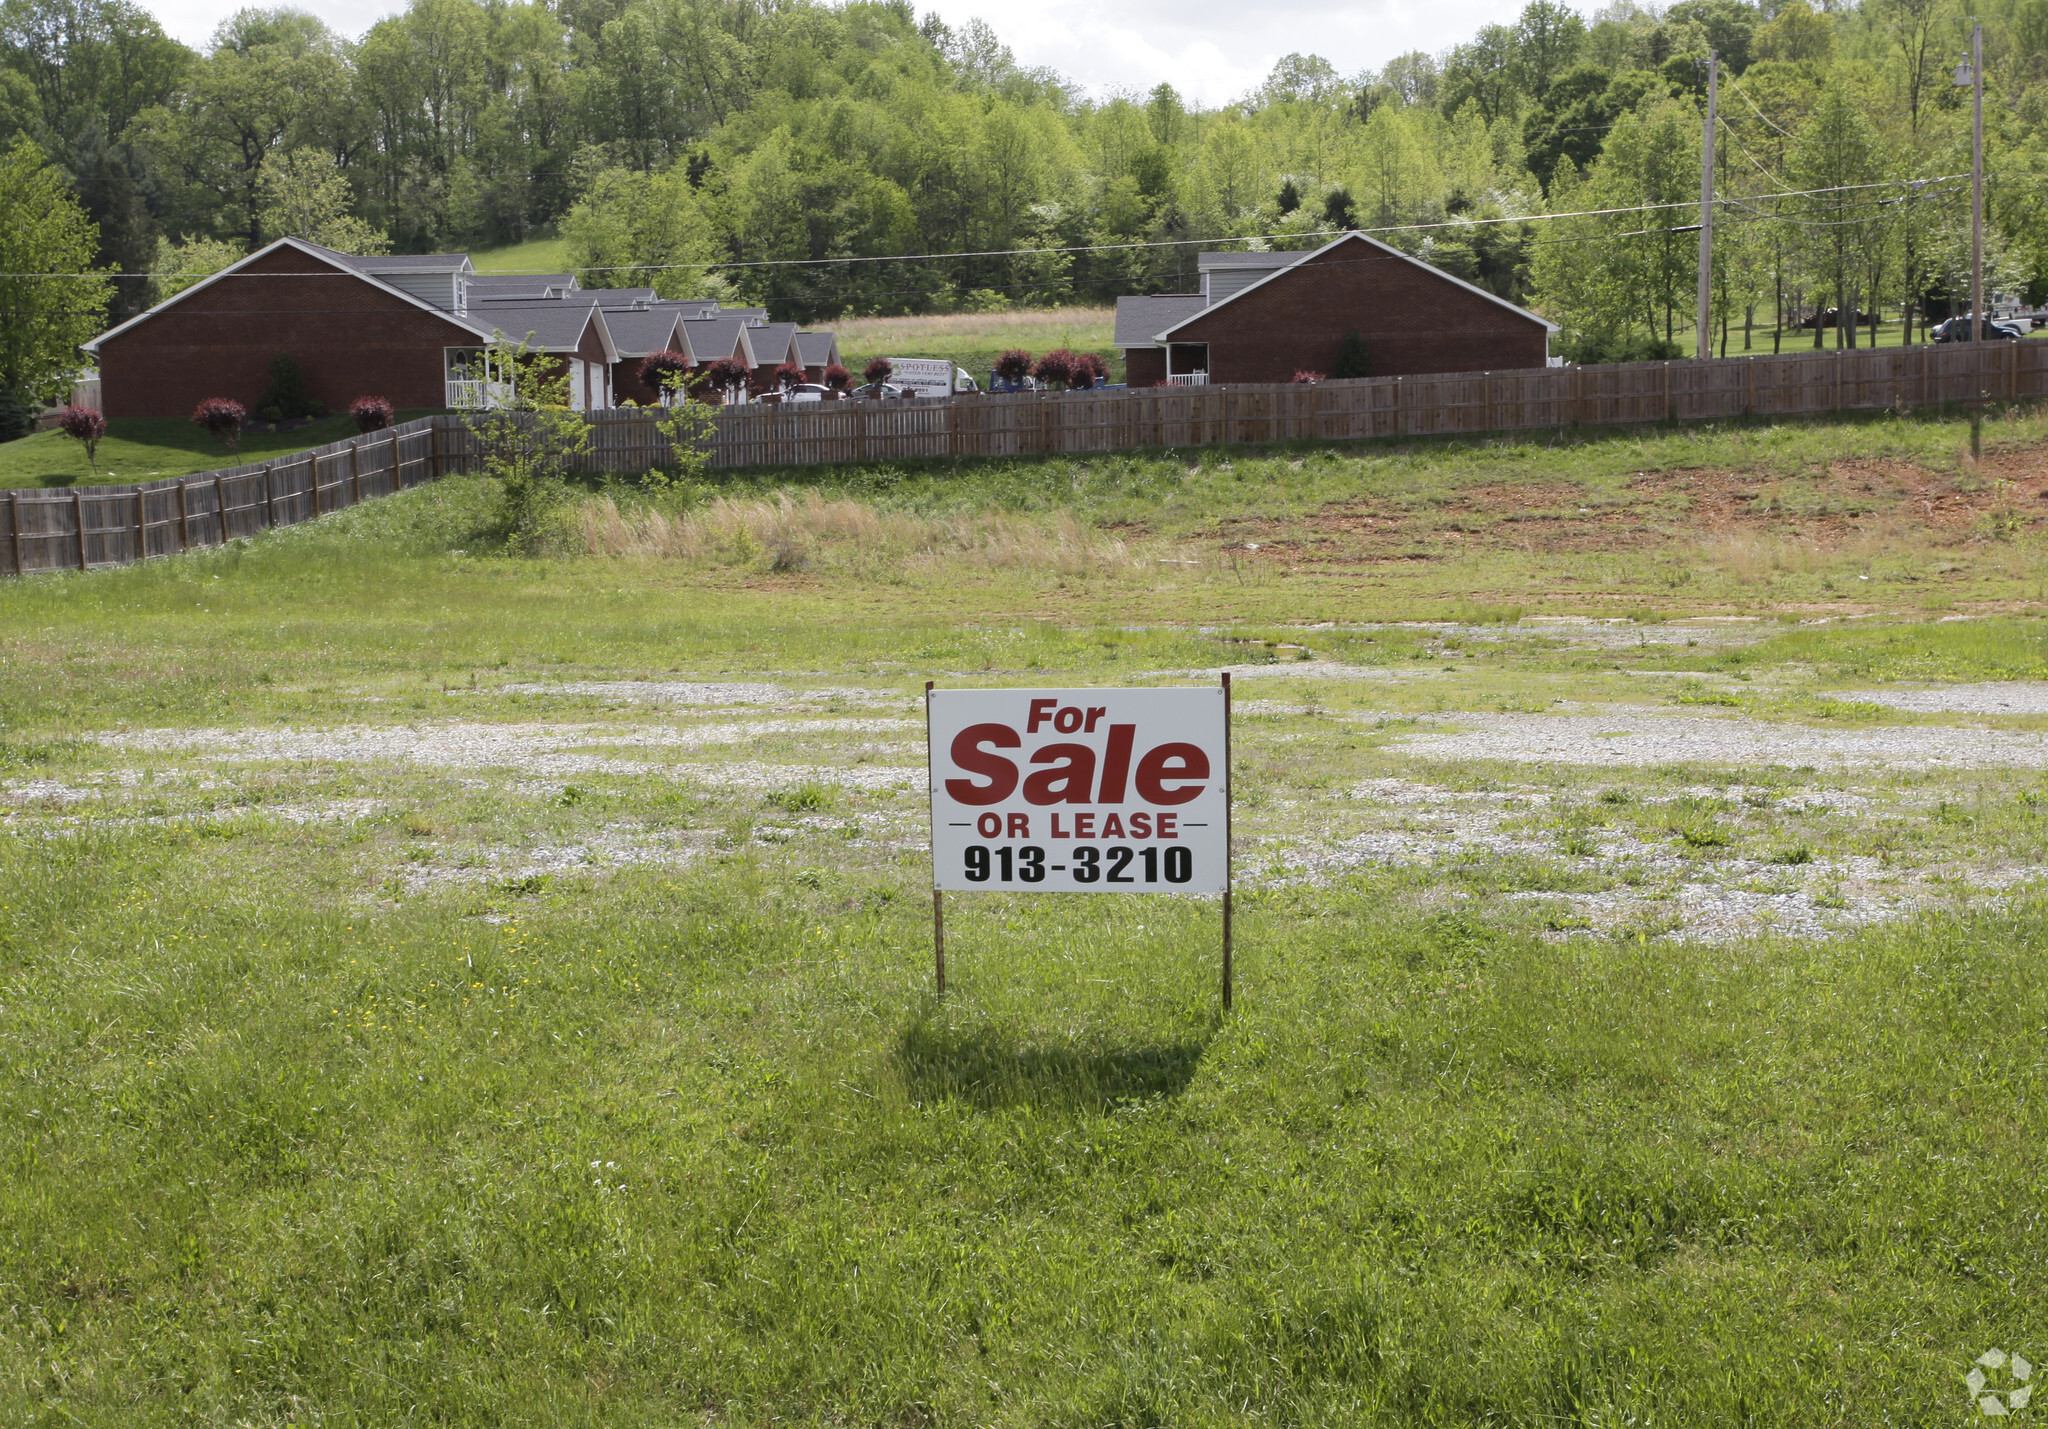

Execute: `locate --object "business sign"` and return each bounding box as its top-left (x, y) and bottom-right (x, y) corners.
top-left (888, 358), bottom-right (957, 399)
top-left (927, 686), bottom-right (1229, 894)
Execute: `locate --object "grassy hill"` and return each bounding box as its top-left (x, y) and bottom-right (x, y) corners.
top-left (0, 413), bottom-right (443, 489)
top-left (833, 306), bottom-right (1120, 384)
top-left (468, 232), bottom-right (573, 274)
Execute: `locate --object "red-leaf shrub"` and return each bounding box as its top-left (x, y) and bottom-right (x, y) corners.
top-left (700, 356), bottom-right (751, 402)
top-left (1068, 352), bottom-right (1110, 390)
top-left (993, 349), bottom-right (1033, 386)
top-left (638, 349), bottom-right (691, 398)
top-left (822, 363), bottom-right (853, 392)
top-left (1291, 370), bottom-right (1325, 384)
top-left (1032, 349), bottom-right (1076, 389)
top-left (192, 397), bottom-right (246, 452)
top-left (348, 395), bottom-right (394, 433)
top-left (862, 356), bottom-right (893, 386)
top-left (55, 405), bottom-right (106, 467)
top-left (770, 361), bottom-right (805, 393)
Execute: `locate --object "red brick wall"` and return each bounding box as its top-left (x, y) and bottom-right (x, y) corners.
top-left (1124, 348), bottom-right (1167, 388)
top-left (613, 359), bottom-right (661, 406)
top-left (1147, 237), bottom-right (1548, 384)
top-left (96, 245), bottom-right (483, 419)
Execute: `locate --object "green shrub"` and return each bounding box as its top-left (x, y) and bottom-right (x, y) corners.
top-left (255, 352), bottom-right (326, 423)
top-left (1332, 330), bottom-right (1373, 379)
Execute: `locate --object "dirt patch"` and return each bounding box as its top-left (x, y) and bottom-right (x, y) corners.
top-left (1217, 447), bottom-right (2048, 561)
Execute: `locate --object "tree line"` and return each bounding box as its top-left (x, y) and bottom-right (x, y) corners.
top-left (0, 0), bottom-right (2045, 397)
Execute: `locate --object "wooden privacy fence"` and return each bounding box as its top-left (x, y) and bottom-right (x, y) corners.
top-left (4, 340), bottom-right (2042, 577)
top-left (2, 418), bottom-right (442, 576)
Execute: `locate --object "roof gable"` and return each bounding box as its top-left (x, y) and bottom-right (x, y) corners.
top-left (1156, 231), bottom-right (1558, 342)
top-left (83, 237), bottom-right (493, 353)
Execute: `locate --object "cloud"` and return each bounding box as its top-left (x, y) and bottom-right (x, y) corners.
top-left (146, 0), bottom-right (1533, 102)
top-left (149, 0), bottom-right (403, 47)
top-left (922, 0), bottom-right (1534, 104)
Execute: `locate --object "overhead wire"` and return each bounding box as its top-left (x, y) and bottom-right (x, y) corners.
top-left (0, 172), bottom-right (1976, 281)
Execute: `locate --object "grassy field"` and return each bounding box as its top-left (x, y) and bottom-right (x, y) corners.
top-left (3, 407), bottom-right (2047, 1424)
top-left (469, 232), bottom-right (573, 274)
top-left (0, 412), bottom-right (442, 490)
top-left (831, 307), bottom-right (1120, 385)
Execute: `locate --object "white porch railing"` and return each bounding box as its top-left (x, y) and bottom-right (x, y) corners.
top-left (446, 380), bottom-right (513, 410)
top-left (1165, 372), bottom-right (1210, 386)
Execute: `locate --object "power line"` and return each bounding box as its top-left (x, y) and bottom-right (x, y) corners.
top-left (4, 173), bottom-right (1973, 281)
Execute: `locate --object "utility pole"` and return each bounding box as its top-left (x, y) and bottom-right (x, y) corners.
top-left (1971, 19), bottom-right (1984, 343)
top-left (1955, 22), bottom-right (1984, 339)
top-left (1697, 49), bottom-right (1718, 361)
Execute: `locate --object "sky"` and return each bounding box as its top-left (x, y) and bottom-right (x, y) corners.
top-left (144, 0), bottom-right (1535, 107)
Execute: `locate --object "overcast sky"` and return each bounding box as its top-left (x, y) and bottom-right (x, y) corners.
top-left (146, 0), bottom-right (1531, 107)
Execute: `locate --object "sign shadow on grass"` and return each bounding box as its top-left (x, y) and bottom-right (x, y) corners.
top-left (894, 1015), bottom-right (1212, 1111)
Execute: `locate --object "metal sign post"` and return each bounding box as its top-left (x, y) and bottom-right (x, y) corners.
top-left (926, 677), bottom-right (1235, 1011)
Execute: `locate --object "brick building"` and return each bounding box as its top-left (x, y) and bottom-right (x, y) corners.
top-left (83, 237), bottom-right (835, 418)
top-left (1114, 232), bottom-right (1554, 388)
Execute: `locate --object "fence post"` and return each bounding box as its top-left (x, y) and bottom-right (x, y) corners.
top-left (9, 489), bottom-right (22, 574)
top-left (431, 421), bottom-right (443, 480)
top-left (265, 464), bottom-right (280, 527)
top-left (177, 480), bottom-right (191, 551)
top-left (348, 437), bottom-right (360, 504)
top-left (2010, 339), bottom-right (2020, 401)
top-left (214, 473), bottom-right (228, 544)
top-left (309, 456), bottom-right (321, 517)
top-left (1483, 373), bottom-right (1494, 433)
top-left (134, 486), bottom-right (146, 561)
top-left (72, 488), bottom-right (86, 570)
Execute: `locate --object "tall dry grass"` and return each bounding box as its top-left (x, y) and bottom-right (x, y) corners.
top-left (575, 491), bottom-right (1191, 580)
top-left (830, 308), bottom-right (1114, 347)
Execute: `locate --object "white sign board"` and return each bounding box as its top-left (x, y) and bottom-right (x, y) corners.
top-left (928, 687), bottom-right (1229, 893)
top-left (888, 358), bottom-right (956, 399)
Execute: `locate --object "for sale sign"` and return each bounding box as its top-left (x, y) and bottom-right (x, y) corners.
top-left (927, 686), bottom-right (1229, 894)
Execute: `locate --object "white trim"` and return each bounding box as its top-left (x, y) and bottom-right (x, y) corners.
top-left (1150, 230), bottom-right (1559, 343)
top-left (83, 237), bottom-right (500, 354)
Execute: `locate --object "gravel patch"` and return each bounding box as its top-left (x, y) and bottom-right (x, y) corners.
top-left (1386, 709), bottom-right (2048, 770)
top-left (1844, 683), bottom-right (2048, 715)
top-left (493, 680), bottom-right (888, 707)
top-left (678, 762), bottom-right (927, 795)
top-left (100, 718), bottom-right (917, 777)
top-left (1248, 777), bottom-right (2029, 943)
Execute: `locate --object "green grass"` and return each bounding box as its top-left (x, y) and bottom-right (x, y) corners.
top-left (4, 411), bottom-right (2048, 1422)
top-left (469, 232), bottom-right (572, 274)
top-left (832, 307), bottom-right (1122, 385)
top-left (0, 412), bottom-right (442, 490)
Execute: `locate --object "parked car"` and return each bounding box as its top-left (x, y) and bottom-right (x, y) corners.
top-left (1932, 315), bottom-right (2027, 342)
top-left (782, 384), bottom-right (834, 403)
top-left (854, 382), bottom-right (910, 400)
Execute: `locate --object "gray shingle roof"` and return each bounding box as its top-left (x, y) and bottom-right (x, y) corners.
top-left (336, 250), bottom-right (474, 272)
top-left (796, 331), bottom-right (838, 367)
top-left (746, 322), bottom-right (800, 366)
top-left (1197, 251), bottom-right (1297, 270)
top-left (1115, 294), bottom-right (1208, 348)
top-left (681, 314), bottom-right (750, 365)
top-left (477, 299), bottom-right (600, 352)
top-left (470, 273), bottom-right (577, 299)
top-left (605, 307), bottom-right (686, 359)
